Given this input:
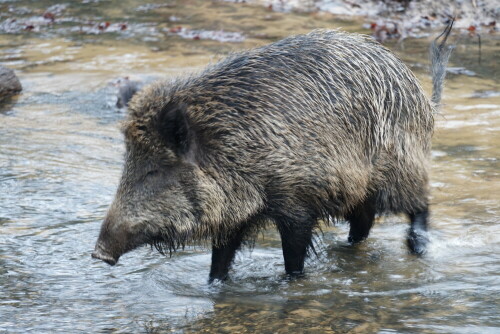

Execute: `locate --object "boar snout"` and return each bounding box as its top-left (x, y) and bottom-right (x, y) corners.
top-left (91, 214), bottom-right (127, 266)
top-left (92, 211), bottom-right (149, 265)
top-left (91, 242), bottom-right (119, 266)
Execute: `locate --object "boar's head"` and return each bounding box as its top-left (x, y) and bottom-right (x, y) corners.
top-left (92, 83), bottom-right (264, 265)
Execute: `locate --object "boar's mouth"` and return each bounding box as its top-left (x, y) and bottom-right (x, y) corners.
top-left (91, 243), bottom-right (119, 266)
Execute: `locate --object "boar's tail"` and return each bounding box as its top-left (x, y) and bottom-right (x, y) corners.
top-left (430, 18), bottom-right (455, 108)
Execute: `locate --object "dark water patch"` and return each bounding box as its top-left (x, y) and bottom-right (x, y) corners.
top-left (432, 144), bottom-right (488, 158)
top-left (447, 67), bottom-right (477, 77)
top-left (469, 90), bottom-right (500, 99)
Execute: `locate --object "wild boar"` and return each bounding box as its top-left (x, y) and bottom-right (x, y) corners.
top-left (92, 21), bottom-right (453, 281)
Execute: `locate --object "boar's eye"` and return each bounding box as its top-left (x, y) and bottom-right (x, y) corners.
top-left (145, 170), bottom-right (159, 178)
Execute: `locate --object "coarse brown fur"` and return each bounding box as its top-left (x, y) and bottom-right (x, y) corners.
top-left (92, 24), bottom-right (453, 280)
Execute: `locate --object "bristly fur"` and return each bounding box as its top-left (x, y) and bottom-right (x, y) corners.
top-left (94, 26), bottom-right (453, 271)
top-left (129, 28), bottom-right (435, 215)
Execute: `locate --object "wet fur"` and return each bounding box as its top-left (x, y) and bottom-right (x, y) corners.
top-left (96, 26), bottom-right (453, 278)
top-left (128, 29), bottom-right (433, 230)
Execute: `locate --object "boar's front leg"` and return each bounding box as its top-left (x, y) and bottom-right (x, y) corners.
top-left (407, 209), bottom-right (429, 255)
top-left (209, 227), bottom-right (247, 282)
top-left (275, 213), bottom-right (315, 276)
top-left (347, 194), bottom-right (376, 244)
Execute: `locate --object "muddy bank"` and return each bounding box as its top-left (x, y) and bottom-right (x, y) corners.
top-left (1, 1), bottom-right (497, 49)
top-left (230, 0), bottom-right (498, 39)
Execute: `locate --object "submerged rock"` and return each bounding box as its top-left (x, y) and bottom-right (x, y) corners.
top-left (116, 79), bottom-right (142, 108)
top-left (0, 66), bottom-right (22, 101)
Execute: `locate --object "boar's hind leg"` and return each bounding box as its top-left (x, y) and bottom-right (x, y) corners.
top-left (407, 209), bottom-right (429, 255)
top-left (347, 194), bottom-right (376, 244)
top-left (209, 229), bottom-right (247, 282)
top-left (276, 215), bottom-right (315, 276)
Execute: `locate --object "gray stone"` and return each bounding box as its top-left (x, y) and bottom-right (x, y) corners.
top-left (0, 65), bottom-right (22, 101)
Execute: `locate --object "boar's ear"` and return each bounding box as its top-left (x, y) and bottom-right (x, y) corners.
top-left (156, 101), bottom-right (193, 156)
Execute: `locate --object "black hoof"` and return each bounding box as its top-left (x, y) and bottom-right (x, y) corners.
top-left (208, 277), bottom-right (226, 285)
top-left (407, 228), bottom-right (429, 255)
top-left (348, 235), bottom-right (367, 244)
top-left (208, 274), bottom-right (228, 284)
top-left (283, 271), bottom-right (305, 281)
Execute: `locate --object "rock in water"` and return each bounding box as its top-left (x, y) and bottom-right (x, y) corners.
top-left (0, 66), bottom-right (22, 101)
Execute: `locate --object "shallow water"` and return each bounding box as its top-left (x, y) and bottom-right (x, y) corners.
top-left (1, 1), bottom-right (499, 333)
